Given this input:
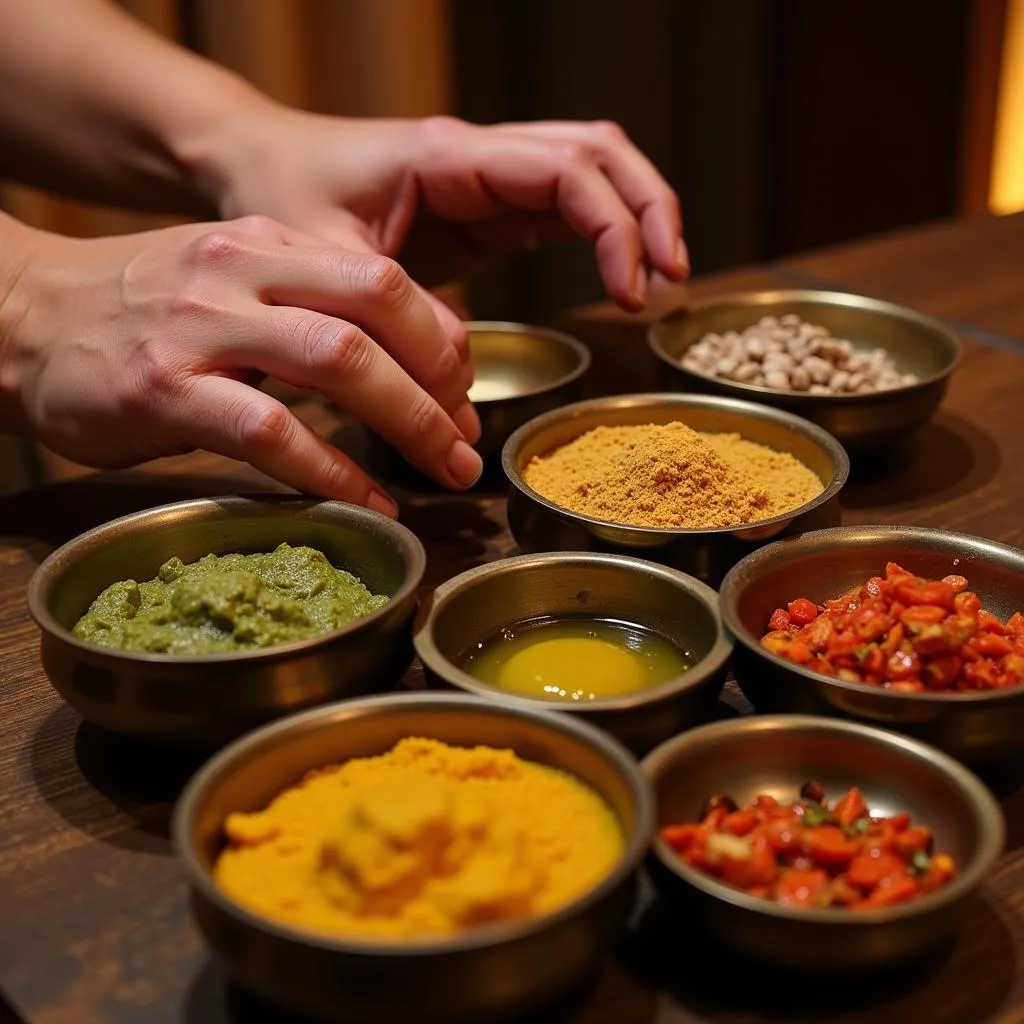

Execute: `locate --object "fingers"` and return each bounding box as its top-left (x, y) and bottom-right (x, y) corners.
top-left (178, 375), bottom-right (399, 515)
top-left (184, 227), bottom-right (480, 445)
top-left (496, 120), bottom-right (688, 282)
top-left (218, 305), bottom-right (482, 490)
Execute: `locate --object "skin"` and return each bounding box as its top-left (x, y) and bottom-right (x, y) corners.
top-left (0, 0), bottom-right (688, 511)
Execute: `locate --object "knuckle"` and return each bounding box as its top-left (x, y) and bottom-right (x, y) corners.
top-left (233, 213), bottom-right (280, 238)
top-left (432, 342), bottom-right (462, 387)
top-left (405, 389), bottom-right (441, 440)
top-left (315, 455), bottom-right (356, 497)
top-left (558, 141), bottom-right (591, 170)
top-left (124, 341), bottom-right (183, 409)
top-left (186, 230), bottom-right (249, 268)
top-left (302, 318), bottom-right (374, 379)
top-left (168, 284), bottom-right (218, 320)
top-left (593, 119), bottom-right (627, 144)
top-left (356, 254), bottom-right (410, 306)
top-left (414, 114), bottom-right (469, 153)
top-left (238, 403), bottom-right (292, 450)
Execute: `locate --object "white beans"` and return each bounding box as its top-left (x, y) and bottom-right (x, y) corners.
top-left (681, 314), bottom-right (917, 395)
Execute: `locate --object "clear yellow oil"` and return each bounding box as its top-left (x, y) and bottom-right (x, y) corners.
top-left (462, 617), bottom-right (692, 702)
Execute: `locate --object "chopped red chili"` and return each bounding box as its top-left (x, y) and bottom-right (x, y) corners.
top-left (760, 563), bottom-right (1024, 692)
top-left (661, 782), bottom-right (956, 909)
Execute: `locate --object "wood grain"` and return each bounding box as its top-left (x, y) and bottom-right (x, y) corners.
top-left (1, 217), bottom-right (1023, 1024)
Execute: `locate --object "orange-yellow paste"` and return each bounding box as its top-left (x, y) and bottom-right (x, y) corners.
top-left (213, 738), bottom-right (623, 940)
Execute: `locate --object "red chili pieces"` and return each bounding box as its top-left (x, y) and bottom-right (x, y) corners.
top-left (760, 562), bottom-right (1024, 692)
top-left (661, 783), bottom-right (956, 909)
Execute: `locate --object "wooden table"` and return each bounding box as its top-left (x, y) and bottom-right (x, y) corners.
top-left (2, 212), bottom-right (1023, 1024)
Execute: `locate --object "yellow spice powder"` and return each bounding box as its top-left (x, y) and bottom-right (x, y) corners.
top-left (522, 421), bottom-right (823, 529)
top-left (214, 738), bottom-right (623, 940)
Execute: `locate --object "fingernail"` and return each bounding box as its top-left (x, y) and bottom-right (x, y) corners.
top-left (367, 490), bottom-right (398, 518)
top-left (675, 237), bottom-right (691, 277)
top-left (630, 265), bottom-right (648, 309)
top-left (453, 401), bottom-right (482, 445)
top-left (446, 439), bottom-right (483, 488)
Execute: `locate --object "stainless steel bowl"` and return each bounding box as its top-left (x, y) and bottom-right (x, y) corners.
top-left (643, 715), bottom-right (1005, 970)
top-left (719, 525), bottom-right (1024, 763)
top-left (173, 692), bottom-right (653, 1023)
top-left (27, 496), bottom-right (426, 745)
top-left (502, 393), bottom-right (849, 586)
top-left (413, 552), bottom-right (733, 753)
top-left (648, 289), bottom-right (962, 450)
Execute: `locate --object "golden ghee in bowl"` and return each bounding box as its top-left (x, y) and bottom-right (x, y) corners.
top-left (462, 617), bottom-right (693, 702)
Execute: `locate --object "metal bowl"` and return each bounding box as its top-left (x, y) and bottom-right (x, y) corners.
top-left (719, 525), bottom-right (1024, 763)
top-left (648, 289), bottom-right (962, 451)
top-left (643, 715), bottom-right (1005, 970)
top-left (413, 552), bottom-right (733, 754)
top-left (27, 496), bottom-right (426, 745)
top-left (173, 692), bottom-right (653, 1023)
top-left (502, 393), bottom-right (849, 586)
top-left (365, 321), bottom-right (590, 478)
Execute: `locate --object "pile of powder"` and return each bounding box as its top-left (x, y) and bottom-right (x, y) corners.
top-left (522, 421), bottom-right (823, 529)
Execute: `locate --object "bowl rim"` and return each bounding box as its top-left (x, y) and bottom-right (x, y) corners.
top-left (26, 494), bottom-right (427, 665)
top-left (501, 392), bottom-right (850, 537)
top-left (646, 288), bottom-right (963, 401)
top-left (172, 691), bottom-right (654, 955)
top-left (719, 524), bottom-right (1024, 705)
top-left (465, 320), bottom-right (592, 403)
top-left (411, 550), bottom-right (734, 712)
top-left (642, 714), bottom-right (1006, 925)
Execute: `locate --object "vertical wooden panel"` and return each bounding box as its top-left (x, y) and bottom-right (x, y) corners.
top-left (308, 0), bottom-right (452, 116)
top-left (959, 0), bottom-right (1008, 214)
top-left (991, 0), bottom-right (1024, 212)
top-left (192, 0), bottom-right (313, 108)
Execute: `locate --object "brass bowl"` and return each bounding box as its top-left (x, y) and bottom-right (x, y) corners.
top-left (648, 289), bottom-right (962, 451)
top-left (502, 393), bottom-right (849, 586)
top-left (719, 525), bottom-right (1024, 763)
top-left (643, 715), bottom-right (1005, 970)
top-left (27, 496), bottom-right (425, 745)
top-left (413, 551), bottom-right (733, 753)
top-left (365, 321), bottom-right (590, 478)
top-left (173, 692), bottom-right (653, 1023)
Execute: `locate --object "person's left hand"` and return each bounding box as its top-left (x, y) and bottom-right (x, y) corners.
top-left (196, 106), bottom-right (688, 313)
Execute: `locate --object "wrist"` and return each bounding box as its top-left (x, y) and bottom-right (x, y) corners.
top-left (165, 78), bottom-right (284, 218)
top-left (0, 215), bottom-right (48, 433)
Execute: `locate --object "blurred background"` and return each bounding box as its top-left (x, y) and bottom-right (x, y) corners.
top-left (1, 0), bottom-right (1023, 486)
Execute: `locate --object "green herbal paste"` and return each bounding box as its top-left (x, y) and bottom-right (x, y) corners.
top-left (72, 543), bottom-right (389, 655)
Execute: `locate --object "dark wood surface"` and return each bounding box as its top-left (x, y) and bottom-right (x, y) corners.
top-left (2, 213), bottom-right (1024, 1024)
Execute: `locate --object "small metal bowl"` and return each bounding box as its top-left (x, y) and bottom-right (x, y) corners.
top-left (719, 525), bottom-right (1024, 763)
top-left (413, 551), bottom-right (733, 753)
top-left (648, 289), bottom-right (962, 451)
top-left (502, 393), bottom-right (849, 586)
top-left (27, 496), bottom-right (425, 745)
top-left (364, 321), bottom-right (590, 479)
top-left (173, 692), bottom-right (653, 1023)
top-left (464, 321), bottom-right (591, 459)
top-left (643, 715), bottom-right (1005, 970)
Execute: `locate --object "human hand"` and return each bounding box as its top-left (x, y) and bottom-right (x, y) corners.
top-left (195, 107), bottom-right (688, 311)
top-left (0, 214), bottom-right (483, 512)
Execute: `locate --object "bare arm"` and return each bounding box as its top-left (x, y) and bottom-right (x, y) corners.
top-left (0, 0), bottom-right (261, 213)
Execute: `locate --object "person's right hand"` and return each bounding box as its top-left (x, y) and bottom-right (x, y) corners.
top-left (0, 214), bottom-right (483, 514)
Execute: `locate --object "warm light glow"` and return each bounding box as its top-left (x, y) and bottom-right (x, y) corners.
top-left (991, 0), bottom-right (1024, 213)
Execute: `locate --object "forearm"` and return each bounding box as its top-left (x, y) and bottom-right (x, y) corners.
top-left (0, 0), bottom-right (270, 214)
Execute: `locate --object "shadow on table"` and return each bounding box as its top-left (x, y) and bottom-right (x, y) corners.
top-left (180, 957), bottom-right (655, 1024)
top-left (620, 892), bottom-right (1017, 1024)
top-left (29, 702), bottom-right (207, 854)
top-left (0, 473), bottom-right (279, 548)
top-left (842, 411), bottom-right (1000, 512)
